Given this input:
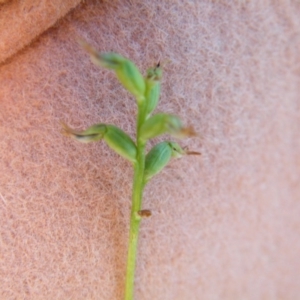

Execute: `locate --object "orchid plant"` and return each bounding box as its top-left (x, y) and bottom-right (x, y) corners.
top-left (62, 39), bottom-right (200, 300)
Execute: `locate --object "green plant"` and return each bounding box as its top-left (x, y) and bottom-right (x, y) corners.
top-left (62, 39), bottom-right (200, 300)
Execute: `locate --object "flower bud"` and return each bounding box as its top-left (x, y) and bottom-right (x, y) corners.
top-left (115, 59), bottom-right (146, 101)
top-left (144, 63), bottom-right (163, 116)
top-left (95, 53), bottom-right (146, 101)
top-left (145, 82), bottom-right (161, 117)
top-left (78, 40), bottom-right (145, 101)
top-left (104, 125), bottom-right (137, 163)
top-left (144, 141), bottom-right (198, 182)
top-left (140, 113), bottom-right (193, 141)
top-left (144, 141), bottom-right (173, 182)
top-left (62, 122), bottom-right (137, 163)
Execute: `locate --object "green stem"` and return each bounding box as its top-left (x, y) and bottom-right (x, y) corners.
top-left (125, 106), bottom-right (146, 300)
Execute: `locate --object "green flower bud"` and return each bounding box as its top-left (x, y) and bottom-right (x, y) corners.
top-left (93, 53), bottom-right (146, 101)
top-left (145, 82), bottom-right (160, 117)
top-left (140, 113), bottom-right (197, 141)
top-left (144, 63), bottom-right (163, 116)
top-left (144, 141), bottom-right (173, 182)
top-left (144, 141), bottom-right (189, 182)
top-left (103, 125), bottom-right (137, 163)
top-left (115, 59), bottom-right (146, 101)
top-left (78, 40), bottom-right (145, 101)
top-left (61, 122), bottom-right (137, 163)
top-left (140, 114), bottom-right (181, 140)
top-left (140, 113), bottom-right (193, 141)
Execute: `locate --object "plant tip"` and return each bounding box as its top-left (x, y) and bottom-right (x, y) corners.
top-left (172, 126), bottom-right (198, 139)
top-left (60, 121), bottom-right (74, 137)
top-left (186, 150), bottom-right (201, 155)
top-left (77, 37), bottom-right (99, 57)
